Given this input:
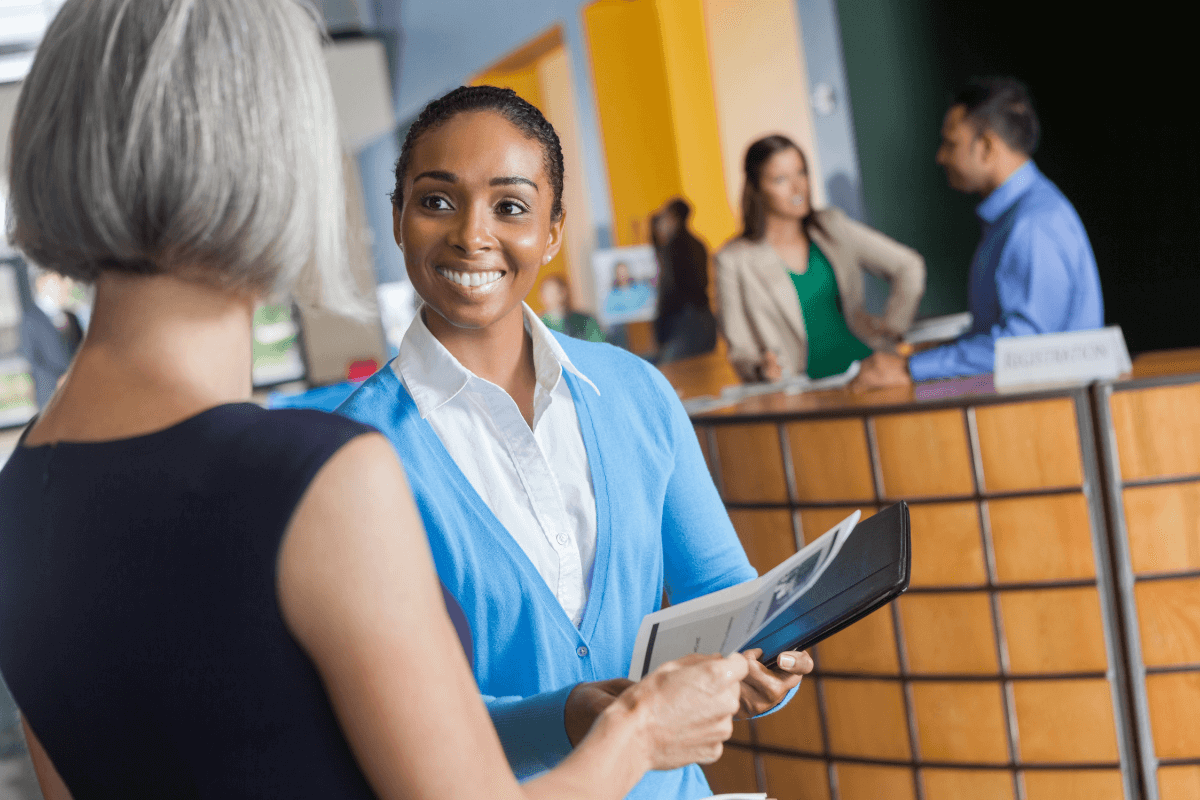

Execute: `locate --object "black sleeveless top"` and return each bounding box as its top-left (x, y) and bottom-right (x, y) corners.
top-left (0, 403), bottom-right (469, 799)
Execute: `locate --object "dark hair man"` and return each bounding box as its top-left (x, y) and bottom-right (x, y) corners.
top-left (858, 77), bottom-right (1104, 387)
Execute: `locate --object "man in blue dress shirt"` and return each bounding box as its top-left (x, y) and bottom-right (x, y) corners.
top-left (858, 78), bottom-right (1104, 387)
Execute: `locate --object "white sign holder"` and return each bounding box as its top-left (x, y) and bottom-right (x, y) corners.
top-left (994, 326), bottom-right (1132, 390)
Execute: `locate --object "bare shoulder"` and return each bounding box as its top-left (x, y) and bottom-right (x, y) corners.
top-left (276, 431), bottom-right (424, 643)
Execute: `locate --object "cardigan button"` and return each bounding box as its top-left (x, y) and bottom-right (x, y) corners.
top-left (577, 645), bottom-right (589, 657)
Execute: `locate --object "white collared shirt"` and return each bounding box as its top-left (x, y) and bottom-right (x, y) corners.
top-left (396, 304), bottom-right (600, 626)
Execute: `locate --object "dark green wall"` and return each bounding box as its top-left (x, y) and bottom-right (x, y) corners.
top-left (835, 0), bottom-right (979, 317)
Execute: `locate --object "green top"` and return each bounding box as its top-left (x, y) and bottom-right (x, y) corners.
top-left (541, 311), bottom-right (607, 344)
top-left (788, 244), bottom-right (872, 379)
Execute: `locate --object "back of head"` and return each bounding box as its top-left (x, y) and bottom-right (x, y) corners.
top-left (665, 198), bottom-right (691, 224)
top-left (6, 0), bottom-right (357, 312)
top-left (953, 77), bottom-right (1041, 156)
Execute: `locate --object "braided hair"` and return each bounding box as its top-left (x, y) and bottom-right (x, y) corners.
top-left (392, 85), bottom-right (565, 221)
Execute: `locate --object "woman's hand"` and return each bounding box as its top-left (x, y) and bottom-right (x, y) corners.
top-left (852, 309), bottom-right (890, 340)
top-left (734, 649), bottom-right (814, 718)
top-left (759, 351), bottom-right (783, 382)
top-left (598, 653), bottom-right (748, 771)
top-left (565, 678), bottom-right (634, 746)
top-left (850, 351), bottom-right (912, 392)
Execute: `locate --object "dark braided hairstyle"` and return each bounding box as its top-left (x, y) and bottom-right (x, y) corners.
top-left (392, 85), bottom-right (565, 221)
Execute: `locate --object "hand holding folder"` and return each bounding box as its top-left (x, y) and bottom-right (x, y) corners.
top-left (629, 503), bottom-right (911, 678)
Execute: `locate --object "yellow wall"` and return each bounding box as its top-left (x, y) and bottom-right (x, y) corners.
top-left (702, 0), bottom-right (825, 215)
top-left (582, 0), bottom-right (682, 247)
top-left (471, 4), bottom-right (827, 323)
top-left (656, 0), bottom-right (739, 250)
top-left (583, 0), bottom-right (735, 252)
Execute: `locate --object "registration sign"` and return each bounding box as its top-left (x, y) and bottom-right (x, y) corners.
top-left (994, 326), bottom-right (1132, 389)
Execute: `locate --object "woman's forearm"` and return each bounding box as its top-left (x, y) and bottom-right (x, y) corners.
top-left (523, 700), bottom-right (652, 800)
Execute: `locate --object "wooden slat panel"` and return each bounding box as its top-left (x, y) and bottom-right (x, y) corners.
top-left (1136, 577), bottom-right (1200, 667)
top-left (760, 754), bottom-right (831, 800)
top-left (1000, 587), bottom-right (1108, 674)
top-left (713, 423), bottom-right (788, 503)
top-left (1124, 482), bottom-right (1200, 574)
top-left (874, 409), bottom-right (974, 499)
top-left (989, 494), bottom-right (1096, 582)
top-left (1111, 383), bottom-right (1200, 481)
top-left (1147, 672), bottom-right (1200, 759)
top-left (921, 769), bottom-right (1014, 800)
top-left (817, 606), bottom-right (899, 674)
top-left (834, 763), bottom-right (917, 800)
top-left (1011, 680), bottom-right (1119, 762)
top-left (798, 506), bottom-right (874, 546)
top-left (1021, 770), bottom-right (1125, 800)
top-left (1159, 765), bottom-right (1200, 800)
top-left (974, 398), bottom-right (1083, 492)
top-left (822, 679), bottom-right (912, 760)
top-left (908, 502), bottom-right (987, 587)
top-left (701, 746), bottom-right (759, 794)
top-left (899, 593), bottom-right (999, 675)
top-left (731, 718), bottom-right (753, 746)
top-left (911, 682), bottom-right (1009, 763)
top-left (786, 418), bottom-right (875, 502)
top-left (754, 677), bottom-right (825, 754)
top-left (694, 425), bottom-right (715, 479)
top-left (728, 509), bottom-right (796, 576)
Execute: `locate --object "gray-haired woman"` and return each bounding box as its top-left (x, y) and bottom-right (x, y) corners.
top-left (0, 2), bottom-right (747, 799)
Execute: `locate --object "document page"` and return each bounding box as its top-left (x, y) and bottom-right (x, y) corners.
top-left (628, 511), bottom-right (860, 679)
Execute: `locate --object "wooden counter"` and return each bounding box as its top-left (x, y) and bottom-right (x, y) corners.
top-left (1095, 372), bottom-right (1200, 800)
top-left (660, 350), bottom-right (1200, 800)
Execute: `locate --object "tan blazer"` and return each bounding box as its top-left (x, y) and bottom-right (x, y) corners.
top-left (714, 207), bottom-right (926, 381)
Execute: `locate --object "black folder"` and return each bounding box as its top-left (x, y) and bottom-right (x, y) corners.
top-left (743, 501), bottom-right (911, 667)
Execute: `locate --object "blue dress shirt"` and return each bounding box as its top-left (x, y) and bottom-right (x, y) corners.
top-left (909, 161), bottom-right (1104, 380)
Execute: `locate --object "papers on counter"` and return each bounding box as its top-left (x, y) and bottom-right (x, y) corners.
top-left (903, 312), bottom-right (972, 345)
top-left (681, 360), bottom-right (860, 415)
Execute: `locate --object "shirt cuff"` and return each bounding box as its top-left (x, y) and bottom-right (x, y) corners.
top-left (752, 682), bottom-right (801, 719)
top-left (907, 347), bottom-right (943, 382)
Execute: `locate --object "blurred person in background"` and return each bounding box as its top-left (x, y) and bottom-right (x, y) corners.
top-left (860, 77), bottom-right (1103, 388)
top-left (15, 261), bottom-right (73, 409)
top-left (650, 198), bottom-right (717, 364)
top-left (715, 135), bottom-right (925, 384)
top-left (339, 85), bottom-right (814, 800)
top-left (0, 2), bottom-right (750, 799)
top-left (33, 268), bottom-right (86, 353)
top-left (538, 274), bottom-right (605, 343)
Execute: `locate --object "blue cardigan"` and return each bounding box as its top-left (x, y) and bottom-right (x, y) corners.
top-left (338, 336), bottom-right (758, 799)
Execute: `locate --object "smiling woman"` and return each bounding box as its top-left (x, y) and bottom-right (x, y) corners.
top-left (337, 85), bottom-right (815, 800)
top-left (0, 5), bottom-right (748, 800)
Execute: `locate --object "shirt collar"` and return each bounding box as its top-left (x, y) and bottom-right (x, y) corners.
top-left (976, 160), bottom-right (1038, 224)
top-left (395, 302), bottom-right (599, 420)
top-left (524, 302), bottom-right (601, 400)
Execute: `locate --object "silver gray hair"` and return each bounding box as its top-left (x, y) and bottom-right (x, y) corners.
top-left (5, 0), bottom-right (361, 315)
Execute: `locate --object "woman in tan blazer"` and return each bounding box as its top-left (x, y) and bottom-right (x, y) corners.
top-left (715, 135), bottom-right (924, 384)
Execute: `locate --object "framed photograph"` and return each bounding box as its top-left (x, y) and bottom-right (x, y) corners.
top-left (591, 244), bottom-right (658, 327)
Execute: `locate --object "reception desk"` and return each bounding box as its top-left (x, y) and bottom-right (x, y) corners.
top-left (660, 351), bottom-right (1200, 800)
